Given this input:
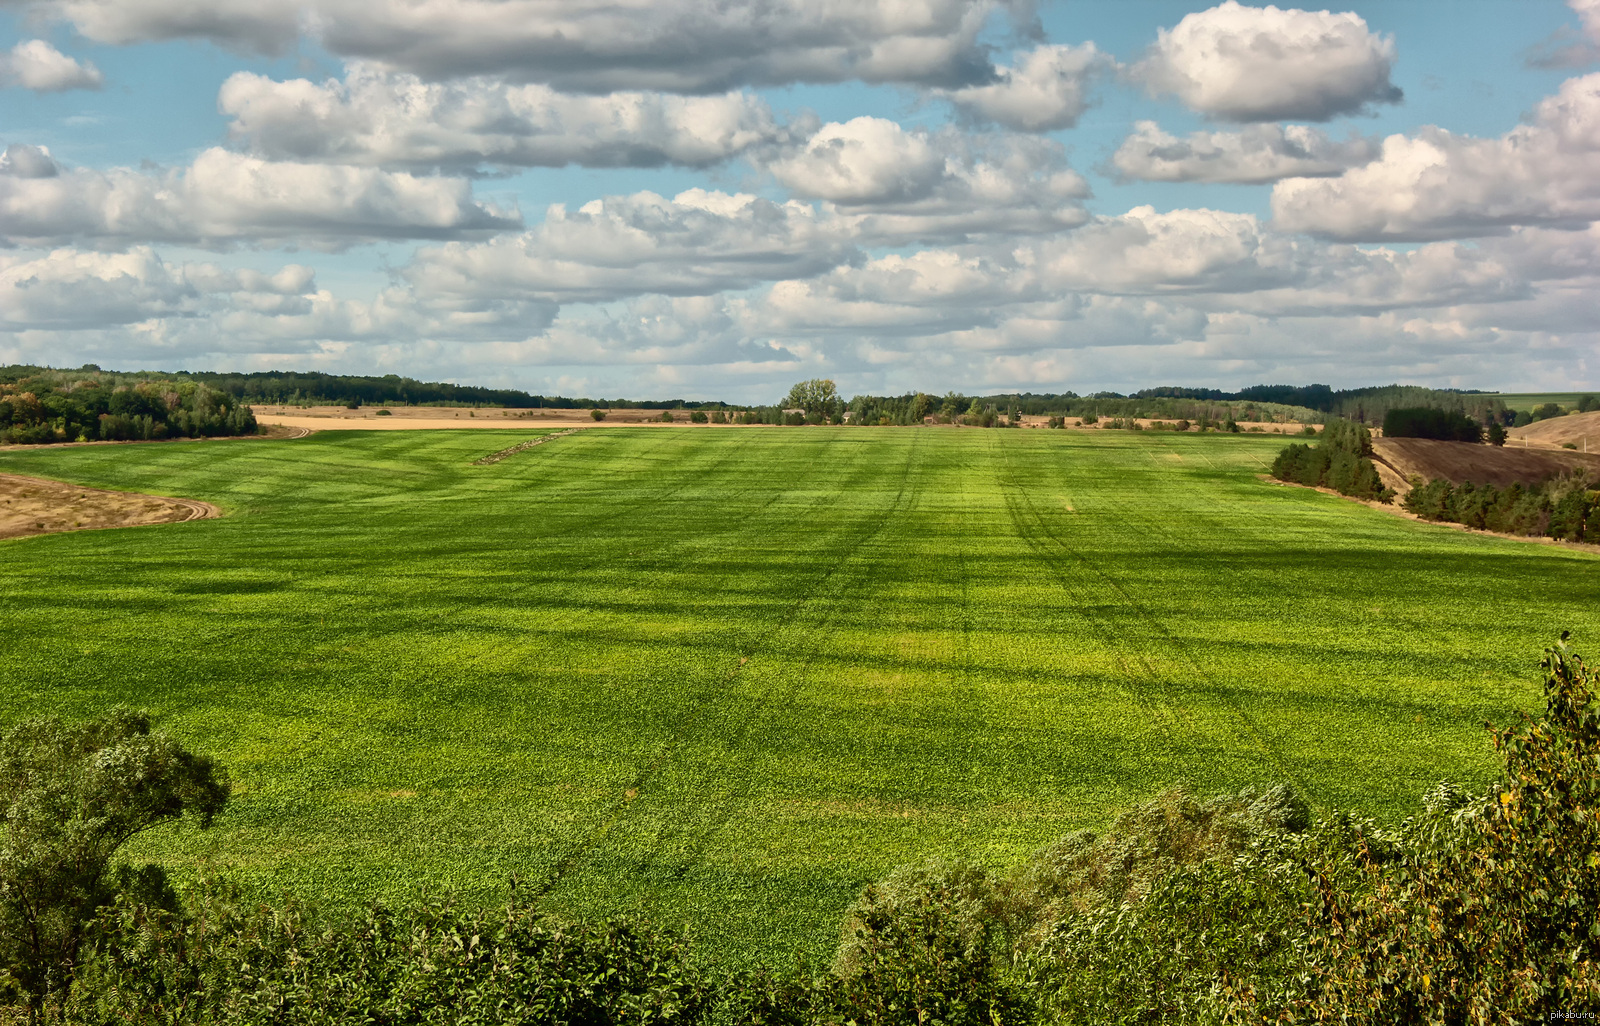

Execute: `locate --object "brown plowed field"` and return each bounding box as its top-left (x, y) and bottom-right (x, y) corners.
top-left (1371, 436), bottom-right (1600, 493)
top-left (0, 473), bottom-right (219, 541)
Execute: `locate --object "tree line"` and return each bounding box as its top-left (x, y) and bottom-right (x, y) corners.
top-left (1403, 474), bottom-right (1598, 542)
top-left (0, 369), bottom-right (256, 445)
top-left (1270, 420), bottom-right (1392, 502)
top-left (7, 638), bottom-right (1599, 1023)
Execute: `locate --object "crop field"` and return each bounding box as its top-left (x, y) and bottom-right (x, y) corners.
top-left (2, 428), bottom-right (1597, 961)
top-left (1488, 391), bottom-right (1592, 411)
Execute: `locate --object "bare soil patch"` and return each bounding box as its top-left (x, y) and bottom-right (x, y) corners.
top-left (0, 473), bottom-right (219, 541)
top-left (1371, 437), bottom-right (1600, 493)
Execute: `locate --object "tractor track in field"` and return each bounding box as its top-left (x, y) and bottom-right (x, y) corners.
top-left (1011, 435), bottom-right (1309, 795)
top-left (988, 441), bottom-right (1202, 749)
top-left (527, 432), bottom-right (925, 900)
top-left (652, 432), bottom-right (926, 879)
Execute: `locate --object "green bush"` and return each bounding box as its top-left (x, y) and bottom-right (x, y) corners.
top-left (0, 709), bottom-right (229, 1018)
top-left (72, 891), bottom-right (711, 1025)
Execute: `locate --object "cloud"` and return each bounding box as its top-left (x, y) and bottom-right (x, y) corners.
top-left (219, 65), bottom-right (793, 171)
top-left (0, 247), bottom-right (313, 329)
top-left (19, 0), bottom-right (1023, 91)
top-left (937, 43), bottom-right (1109, 131)
top-left (22, 0), bottom-right (303, 54)
top-left (1524, 0), bottom-right (1600, 68)
top-left (1111, 121), bottom-right (1376, 183)
top-left (767, 119), bottom-right (1089, 244)
top-left (1, 39), bottom-right (103, 91)
top-left (0, 147), bottom-right (520, 249)
top-left (7, 217), bottom-right (1599, 396)
top-left (404, 189), bottom-right (853, 304)
top-left (1133, 1), bottom-right (1401, 122)
top-left (1272, 73), bottom-right (1600, 241)
top-left (1576, 0), bottom-right (1600, 42)
top-left (0, 143), bottom-right (60, 178)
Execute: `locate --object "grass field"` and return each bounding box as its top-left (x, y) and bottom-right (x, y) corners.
top-left (2, 427), bottom-right (1597, 961)
top-left (1487, 392), bottom-right (1594, 411)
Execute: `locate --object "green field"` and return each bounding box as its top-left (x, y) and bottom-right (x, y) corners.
top-left (1486, 392), bottom-right (1593, 411)
top-left (2, 428), bottom-right (1596, 960)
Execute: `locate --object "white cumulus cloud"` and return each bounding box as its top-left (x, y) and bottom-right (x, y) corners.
top-left (404, 189), bottom-right (853, 305)
top-left (0, 147), bottom-right (521, 249)
top-left (18, 0), bottom-right (1025, 92)
top-left (1133, 1), bottom-right (1402, 122)
top-left (767, 119), bottom-right (1089, 244)
top-left (937, 43), bottom-right (1109, 131)
top-left (1272, 72), bottom-right (1600, 240)
top-left (219, 65), bottom-right (792, 171)
top-left (1, 39), bottom-right (103, 91)
top-left (1112, 121), bottom-right (1377, 183)
top-left (0, 247), bottom-right (313, 329)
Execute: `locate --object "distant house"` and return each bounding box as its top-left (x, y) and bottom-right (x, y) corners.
top-left (841, 410), bottom-right (858, 422)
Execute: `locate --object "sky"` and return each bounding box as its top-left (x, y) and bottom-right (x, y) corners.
top-left (1, 0), bottom-right (1598, 402)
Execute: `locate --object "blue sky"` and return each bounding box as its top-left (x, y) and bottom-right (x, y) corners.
top-left (2, 0), bottom-right (1597, 401)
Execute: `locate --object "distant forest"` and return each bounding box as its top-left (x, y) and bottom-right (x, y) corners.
top-left (0, 365), bottom-right (256, 445)
top-left (1, 364), bottom-right (1515, 428)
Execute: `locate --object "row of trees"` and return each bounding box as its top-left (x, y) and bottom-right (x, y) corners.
top-left (1517, 394), bottom-right (1599, 426)
top-left (0, 372), bottom-right (257, 445)
top-left (1270, 420), bottom-right (1392, 502)
top-left (6, 639), bottom-right (1598, 1023)
top-left (1381, 406), bottom-right (1492, 443)
top-left (1403, 474), bottom-right (1599, 542)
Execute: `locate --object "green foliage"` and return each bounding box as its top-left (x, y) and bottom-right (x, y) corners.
top-left (782, 380), bottom-right (841, 421)
top-left (0, 372), bottom-right (256, 445)
top-left (1488, 421), bottom-right (1506, 446)
top-left (0, 709), bottom-right (229, 1014)
top-left (1271, 420), bottom-right (1390, 501)
top-left (1382, 406), bottom-right (1483, 443)
top-left (1292, 635), bottom-right (1600, 1021)
top-left (830, 862), bottom-right (1026, 1024)
top-left (1532, 402), bottom-right (1565, 421)
top-left (1580, 395), bottom-right (1598, 413)
top-left (71, 888), bottom-right (710, 1025)
top-left (591, 408), bottom-right (607, 421)
top-left (1402, 475), bottom-right (1595, 541)
top-left (690, 410), bottom-right (709, 423)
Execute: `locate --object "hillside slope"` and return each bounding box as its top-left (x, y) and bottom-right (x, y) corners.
top-left (1371, 437), bottom-right (1600, 493)
top-left (1510, 409), bottom-right (1600, 450)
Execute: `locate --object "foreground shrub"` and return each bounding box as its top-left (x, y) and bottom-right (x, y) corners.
top-left (0, 709), bottom-right (229, 1018)
top-left (71, 890), bottom-right (710, 1025)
